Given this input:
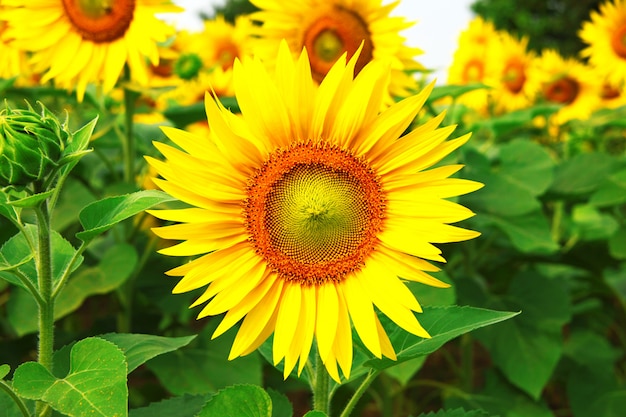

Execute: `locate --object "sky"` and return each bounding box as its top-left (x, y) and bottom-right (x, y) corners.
top-left (168, 0), bottom-right (476, 82)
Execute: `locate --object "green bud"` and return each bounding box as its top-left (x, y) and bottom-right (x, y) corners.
top-left (0, 102), bottom-right (69, 187)
top-left (174, 53), bottom-right (203, 80)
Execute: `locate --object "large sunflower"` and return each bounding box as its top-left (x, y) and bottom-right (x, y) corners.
top-left (248, 0), bottom-right (423, 103)
top-left (528, 49), bottom-right (601, 125)
top-left (580, 0), bottom-right (626, 86)
top-left (147, 42), bottom-right (482, 382)
top-left (1, 0), bottom-right (180, 100)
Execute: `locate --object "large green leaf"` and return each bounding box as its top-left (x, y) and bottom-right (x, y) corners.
top-left (196, 384), bottom-right (272, 417)
top-left (462, 173), bottom-right (540, 217)
top-left (267, 389), bottom-right (293, 417)
top-left (6, 244), bottom-right (135, 336)
top-left (497, 140), bottom-right (555, 196)
top-left (608, 227), bottom-right (626, 260)
top-left (571, 204), bottom-right (619, 241)
top-left (476, 270), bottom-right (571, 399)
top-left (549, 152), bottom-right (617, 196)
top-left (128, 394), bottom-right (211, 417)
top-left (147, 322), bottom-right (262, 395)
top-left (13, 337), bottom-right (128, 417)
top-left (364, 306), bottom-right (518, 371)
top-left (76, 190), bottom-right (175, 242)
top-left (98, 333), bottom-right (197, 373)
top-left (589, 168), bottom-right (626, 207)
top-left (302, 412), bottom-right (328, 417)
top-left (484, 211), bottom-right (559, 255)
top-left (0, 224), bottom-right (82, 292)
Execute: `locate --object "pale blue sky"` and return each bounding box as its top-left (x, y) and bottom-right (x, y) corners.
top-left (167, 0), bottom-right (475, 82)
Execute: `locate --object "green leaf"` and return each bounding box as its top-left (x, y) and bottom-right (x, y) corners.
top-left (589, 168), bottom-right (626, 207)
top-left (363, 306), bottom-right (519, 371)
top-left (128, 394), bottom-right (211, 417)
top-left (302, 412), bottom-right (328, 417)
top-left (428, 84), bottom-right (489, 102)
top-left (147, 321), bottom-right (262, 395)
top-left (476, 270), bottom-right (571, 399)
top-left (484, 211), bottom-right (559, 255)
top-left (58, 117), bottom-right (97, 176)
top-left (13, 337), bottom-right (128, 417)
top-left (571, 204), bottom-right (619, 241)
top-left (163, 97), bottom-right (239, 126)
top-left (0, 387), bottom-right (32, 417)
top-left (609, 226), bottom-right (626, 260)
top-left (462, 173), bottom-right (540, 217)
top-left (604, 265), bottom-right (626, 308)
top-left (98, 333), bottom-right (196, 373)
top-left (549, 152), bottom-right (616, 195)
top-left (6, 244), bottom-right (133, 336)
top-left (197, 384), bottom-right (272, 417)
top-left (478, 104), bottom-right (559, 136)
top-left (498, 140), bottom-right (554, 197)
top-left (0, 364), bottom-right (9, 379)
top-left (8, 190), bottom-right (54, 208)
top-left (418, 408), bottom-right (496, 417)
top-left (0, 192), bottom-right (21, 225)
top-left (0, 224), bottom-right (82, 292)
top-left (267, 389), bottom-right (293, 417)
top-left (77, 190), bottom-right (175, 242)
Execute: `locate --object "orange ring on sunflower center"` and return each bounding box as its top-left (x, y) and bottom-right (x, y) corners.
top-left (544, 76), bottom-right (579, 104)
top-left (502, 60), bottom-right (526, 94)
top-left (244, 143), bottom-right (386, 285)
top-left (611, 24), bottom-right (626, 59)
top-left (61, 0), bottom-right (135, 43)
top-left (303, 7), bottom-right (373, 83)
top-left (462, 59), bottom-right (484, 83)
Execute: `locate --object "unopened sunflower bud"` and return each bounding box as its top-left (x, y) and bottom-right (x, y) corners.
top-left (0, 102), bottom-right (69, 187)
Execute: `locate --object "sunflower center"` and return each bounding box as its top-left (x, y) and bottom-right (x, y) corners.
top-left (303, 7), bottom-right (373, 83)
top-left (611, 24), bottom-right (626, 59)
top-left (216, 43), bottom-right (239, 70)
top-left (244, 143), bottom-right (385, 285)
top-left (462, 59), bottom-right (484, 83)
top-left (544, 76), bottom-right (579, 104)
top-left (503, 60), bottom-right (526, 94)
top-left (61, 0), bottom-right (135, 43)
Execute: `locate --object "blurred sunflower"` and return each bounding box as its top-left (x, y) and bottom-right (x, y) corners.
top-left (580, 0), bottom-right (626, 86)
top-left (248, 0), bottom-right (423, 103)
top-left (1, 0), bottom-right (180, 100)
top-left (447, 17), bottom-right (498, 114)
top-left (147, 42), bottom-right (482, 382)
top-left (0, 16), bottom-right (24, 81)
top-left (487, 32), bottom-right (537, 114)
top-left (195, 15), bottom-right (253, 71)
top-left (529, 49), bottom-right (601, 125)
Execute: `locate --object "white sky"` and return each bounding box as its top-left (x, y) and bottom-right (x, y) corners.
top-left (168, 0), bottom-right (475, 82)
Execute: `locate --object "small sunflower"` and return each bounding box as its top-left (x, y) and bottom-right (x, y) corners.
top-left (447, 17), bottom-right (499, 113)
top-left (147, 42), bottom-right (482, 382)
top-left (487, 32), bottom-right (537, 114)
top-left (529, 49), bottom-right (601, 125)
top-left (248, 0), bottom-right (423, 103)
top-left (2, 0), bottom-right (180, 100)
top-left (194, 15), bottom-right (253, 71)
top-left (580, 0), bottom-right (626, 86)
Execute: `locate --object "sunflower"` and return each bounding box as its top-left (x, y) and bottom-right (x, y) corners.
top-left (248, 0), bottom-right (423, 104)
top-left (447, 17), bottom-right (499, 114)
top-left (580, 0), bottom-right (626, 86)
top-left (529, 49), bottom-right (601, 125)
top-left (1, 0), bottom-right (180, 101)
top-left (147, 42), bottom-right (482, 382)
top-left (486, 31), bottom-right (537, 114)
top-left (194, 15), bottom-right (254, 72)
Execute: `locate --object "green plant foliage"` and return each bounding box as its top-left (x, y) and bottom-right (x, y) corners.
top-left (76, 190), bottom-right (175, 242)
top-left (417, 408), bottom-right (496, 417)
top-left (128, 394), bottom-right (211, 417)
top-left (13, 338), bottom-right (128, 417)
top-left (196, 384), bottom-right (272, 417)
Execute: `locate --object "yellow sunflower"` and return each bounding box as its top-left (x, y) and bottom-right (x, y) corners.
top-left (486, 31), bottom-right (537, 114)
top-left (194, 15), bottom-right (253, 71)
top-left (248, 0), bottom-right (423, 104)
top-left (580, 0), bottom-right (626, 86)
top-left (447, 17), bottom-right (499, 114)
top-left (1, 0), bottom-right (180, 101)
top-left (529, 49), bottom-right (601, 125)
top-left (147, 42), bottom-right (482, 382)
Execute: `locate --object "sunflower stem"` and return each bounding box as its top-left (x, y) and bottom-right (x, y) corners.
top-left (122, 66), bottom-right (138, 185)
top-left (338, 370), bottom-right (379, 417)
top-left (34, 196), bottom-right (54, 417)
top-left (313, 352), bottom-right (331, 415)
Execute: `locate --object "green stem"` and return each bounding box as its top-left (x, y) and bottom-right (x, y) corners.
top-left (0, 380), bottom-right (31, 417)
top-left (313, 352), bottom-right (331, 415)
top-left (122, 67), bottom-right (138, 184)
top-left (338, 370), bottom-right (379, 417)
top-left (34, 202), bottom-right (54, 417)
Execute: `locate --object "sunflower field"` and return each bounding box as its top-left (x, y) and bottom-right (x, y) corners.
top-left (0, 1), bottom-right (624, 417)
